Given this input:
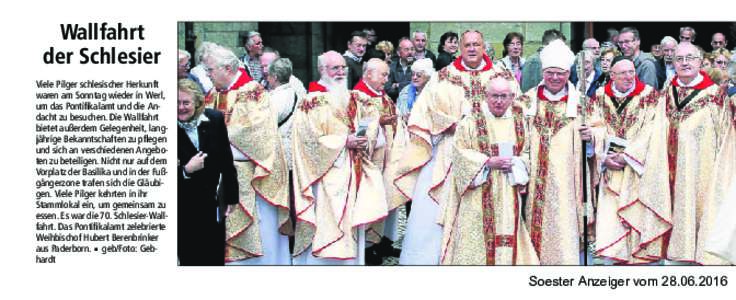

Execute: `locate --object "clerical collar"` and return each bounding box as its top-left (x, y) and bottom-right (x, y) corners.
top-left (543, 86), bottom-right (568, 101)
top-left (355, 79), bottom-right (383, 97)
top-left (344, 51), bottom-right (361, 62)
top-left (225, 70), bottom-right (243, 91)
top-left (461, 59), bottom-right (487, 71)
top-left (612, 83), bottom-right (635, 98)
top-left (676, 72), bottom-right (704, 88)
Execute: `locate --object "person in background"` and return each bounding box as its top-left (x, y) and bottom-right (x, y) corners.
top-left (593, 47), bottom-right (620, 90)
top-left (521, 29), bottom-right (566, 92)
top-left (435, 31), bottom-right (459, 70)
top-left (385, 37), bottom-right (415, 100)
top-left (375, 40), bottom-right (395, 65)
top-left (711, 32), bottom-right (728, 52)
top-left (345, 31), bottom-right (369, 89)
top-left (190, 41), bottom-right (217, 94)
top-left (413, 31), bottom-right (437, 66)
top-left (712, 48), bottom-right (732, 72)
top-left (679, 26), bottom-right (697, 43)
top-left (259, 47), bottom-right (307, 99)
top-left (617, 27), bottom-right (658, 88)
top-left (498, 32), bottom-right (525, 87)
top-left (240, 31), bottom-right (265, 82)
top-left (178, 49), bottom-right (205, 93)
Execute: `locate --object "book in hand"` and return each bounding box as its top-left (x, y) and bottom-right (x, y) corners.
top-left (606, 136), bottom-right (628, 155)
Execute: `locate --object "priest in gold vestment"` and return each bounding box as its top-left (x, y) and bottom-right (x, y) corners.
top-left (440, 75), bottom-right (539, 265)
top-left (590, 57), bottom-right (671, 265)
top-left (518, 40), bottom-right (594, 265)
top-left (202, 44), bottom-right (291, 264)
top-left (391, 30), bottom-right (512, 264)
top-left (665, 43), bottom-right (731, 265)
top-left (291, 51), bottom-right (388, 265)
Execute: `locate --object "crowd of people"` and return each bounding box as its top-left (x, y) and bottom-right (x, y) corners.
top-left (177, 25), bottom-right (736, 266)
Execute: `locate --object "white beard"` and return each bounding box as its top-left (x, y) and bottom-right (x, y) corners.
top-left (321, 76), bottom-right (349, 110)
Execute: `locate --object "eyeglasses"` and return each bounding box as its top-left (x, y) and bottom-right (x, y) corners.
top-left (612, 70), bottom-right (636, 76)
top-left (543, 70), bottom-right (569, 78)
top-left (179, 61), bottom-right (191, 69)
top-left (205, 65), bottom-right (224, 73)
top-left (680, 36), bottom-right (692, 41)
top-left (715, 60), bottom-right (729, 65)
top-left (487, 93), bottom-right (515, 101)
top-left (327, 65), bottom-right (348, 72)
top-left (674, 55), bottom-right (701, 64)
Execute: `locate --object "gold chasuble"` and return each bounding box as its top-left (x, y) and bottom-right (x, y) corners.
top-left (204, 69), bottom-right (291, 262)
top-left (390, 55), bottom-right (510, 211)
top-left (704, 96), bottom-right (736, 264)
top-left (519, 83), bottom-right (589, 265)
top-left (351, 80), bottom-right (400, 243)
top-left (590, 79), bottom-right (672, 264)
top-left (291, 82), bottom-right (388, 260)
top-left (440, 97), bottom-right (539, 265)
top-left (665, 71), bottom-right (731, 265)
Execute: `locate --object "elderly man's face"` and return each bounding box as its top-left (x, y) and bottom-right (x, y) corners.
top-left (247, 35), bottom-right (263, 56)
top-left (178, 90), bottom-right (196, 122)
top-left (674, 44), bottom-right (702, 82)
top-left (485, 78), bottom-right (515, 117)
top-left (461, 31), bottom-right (485, 68)
top-left (411, 71), bottom-right (430, 89)
top-left (712, 33), bottom-right (727, 50)
top-left (610, 60), bottom-right (636, 92)
top-left (321, 54), bottom-right (348, 85)
top-left (260, 52), bottom-right (278, 77)
top-left (413, 33), bottom-right (427, 52)
top-left (365, 63), bottom-right (390, 92)
top-left (679, 30), bottom-right (694, 43)
top-left (398, 39), bottom-right (416, 63)
top-left (583, 39), bottom-right (601, 58)
top-left (203, 56), bottom-right (233, 91)
top-left (542, 67), bottom-right (570, 94)
top-left (617, 32), bottom-right (640, 58)
top-left (178, 56), bottom-right (190, 79)
top-left (348, 36), bottom-right (368, 58)
top-left (662, 41), bottom-right (677, 63)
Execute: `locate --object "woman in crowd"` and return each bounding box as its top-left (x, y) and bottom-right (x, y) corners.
top-left (375, 40), bottom-right (395, 65)
top-left (712, 48), bottom-right (732, 72)
top-left (177, 78), bottom-right (239, 266)
top-left (435, 31), bottom-right (459, 70)
top-left (396, 58), bottom-right (434, 121)
top-left (498, 32), bottom-right (525, 85)
top-left (593, 47), bottom-right (620, 90)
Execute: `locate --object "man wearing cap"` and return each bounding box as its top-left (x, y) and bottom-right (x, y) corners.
top-left (590, 56), bottom-right (671, 265)
top-left (392, 30), bottom-right (511, 265)
top-left (439, 75), bottom-right (539, 265)
top-left (663, 43), bottom-right (732, 265)
top-left (518, 39), bottom-right (598, 265)
top-left (291, 51), bottom-right (388, 265)
top-left (202, 44), bottom-right (292, 265)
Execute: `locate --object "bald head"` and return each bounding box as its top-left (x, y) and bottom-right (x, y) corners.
top-left (363, 58), bottom-right (389, 92)
top-left (712, 32), bottom-right (727, 51)
top-left (485, 77), bottom-right (515, 117)
top-left (583, 38), bottom-right (601, 58)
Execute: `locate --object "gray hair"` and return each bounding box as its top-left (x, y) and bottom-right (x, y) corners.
top-left (412, 31), bottom-right (427, 39)
top-left (660, 36), bottom-right (677, 46)
top-left (269, 58), bottom-right (292, 84)
top-left (363, 58), bottom-right (386, 74)
top-left (178, 49), bottom-right (191, 60)
top-left (246, 31), bottom-right (262, 47)
top-left (680, 26), bottom-right (697, 42)
top-left (317, 50), bottom-right (341, 71)
top-left (195, 42), bottom-right (217, 64)
top-left (205, 44), bottom-right (241, 74)
top-left (620, 27), bottom-right (641, 40)
top-left (262, 47), bottom-right (280, 57)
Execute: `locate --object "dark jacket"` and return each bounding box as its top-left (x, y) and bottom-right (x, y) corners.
top-left (385, 59), bottom-right (413, 100)
top-left (436, 51), bottom-right (455, 70)
top-left (345, 55), bottom-right (363, 90)
top-left (177, 108), bottom-right (238, 265)
top-left (417, 49), bottom-right (437, 66)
